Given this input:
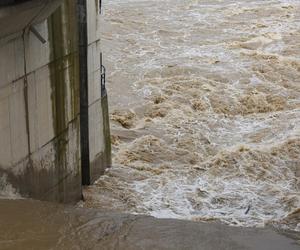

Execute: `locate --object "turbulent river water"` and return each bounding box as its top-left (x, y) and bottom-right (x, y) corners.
top-left (82, 0), bottom-right (300, 232)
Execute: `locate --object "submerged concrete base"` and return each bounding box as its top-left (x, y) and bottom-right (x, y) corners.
top-left (0, 199), bottom-right (299, 250)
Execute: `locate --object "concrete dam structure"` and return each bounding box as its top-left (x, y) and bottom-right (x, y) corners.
top-left (0, 0), bottom-right (111, 202)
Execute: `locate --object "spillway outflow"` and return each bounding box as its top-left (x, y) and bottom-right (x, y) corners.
top-left (83, 0), bottom-right (300, 232)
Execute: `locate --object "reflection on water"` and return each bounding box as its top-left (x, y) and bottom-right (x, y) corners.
top-left (83, 0), bottom-right (300, 231)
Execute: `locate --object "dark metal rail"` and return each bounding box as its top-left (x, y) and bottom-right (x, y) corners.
top-left (100, 52), bottom-right (107, 97)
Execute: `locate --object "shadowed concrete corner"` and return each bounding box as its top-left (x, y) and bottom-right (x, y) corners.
top-left (0, 0), bottom-right (111, 203)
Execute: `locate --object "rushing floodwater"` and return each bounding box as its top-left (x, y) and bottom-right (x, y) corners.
top-left (83, 0), bottom-right (300, 232)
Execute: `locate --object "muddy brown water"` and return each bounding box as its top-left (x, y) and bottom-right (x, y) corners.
top-left (82, 0), bottom-right (300, 232)
top-left (1, 0), bottom-right (300, 248)
top-left (0, 199), bottom-right (300, 250)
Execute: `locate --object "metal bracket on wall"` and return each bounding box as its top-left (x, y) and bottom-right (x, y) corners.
top-left (29, 26), bottom-right (46, 44)
top-left (100, 52), bottom-right (107, 97)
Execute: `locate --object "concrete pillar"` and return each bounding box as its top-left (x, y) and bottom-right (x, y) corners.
top-left (0, 0), bottom-right (111, 202)
top-left (0, 0), bottom-right (81, 203)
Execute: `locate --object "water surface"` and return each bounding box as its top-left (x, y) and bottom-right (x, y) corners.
top-left (83, 0), bottom-right (300, 232)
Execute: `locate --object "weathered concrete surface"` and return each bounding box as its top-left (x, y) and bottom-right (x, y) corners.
top-left (0, 1), bottom-right (81, 202)
top-left (0, 0), bottom-right (62, 39)
top-left (0, 0), bottom-right (111, 202)
top-left (86, 0), bottom-right (111, 182)
top-left (0, 199), bottom-right (299, 250)
top-left (78, 0), bottom-right (111, 185)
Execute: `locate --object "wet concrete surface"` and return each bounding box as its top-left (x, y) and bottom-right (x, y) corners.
top-left (0, 199), bottom-right (299, 250)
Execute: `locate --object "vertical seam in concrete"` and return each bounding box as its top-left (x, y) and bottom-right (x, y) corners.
top-left (19, 2), bottom-right (50, 158)
top-left (77, 0), bottom-right (90, 185)
top-left (21, 30), bottom-right (31, 157)
top-left (8, 84), bottom-right (13, 166)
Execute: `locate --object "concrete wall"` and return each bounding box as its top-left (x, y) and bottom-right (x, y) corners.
top-left (0, 1), bottom-right (81, 202)
top-left (87, 0), bottom-right (111, 182)
top-left (0, 0), bottom-right (63, 39)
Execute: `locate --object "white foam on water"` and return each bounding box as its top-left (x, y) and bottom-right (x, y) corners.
top-left (84, 0), bottom-right (300, 232)
top-left (0, 174), bottom-right (21, 200)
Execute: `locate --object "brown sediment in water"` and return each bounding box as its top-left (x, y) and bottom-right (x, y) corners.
top-left (83, 0), bottom-right (300, 232)
top-left (203, 139), bottom-right (300, 182)
top-left (111, 109), bottom-right (136, 129)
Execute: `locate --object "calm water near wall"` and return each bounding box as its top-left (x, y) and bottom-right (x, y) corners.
top-left (83, 0), bottom-right (300, 232)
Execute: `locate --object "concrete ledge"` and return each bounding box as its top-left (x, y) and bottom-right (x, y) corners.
top-left (0, 199), bottom-right (299, 250)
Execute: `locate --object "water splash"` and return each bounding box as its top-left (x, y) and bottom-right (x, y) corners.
top-left (83, 0), bottom-right (300, 232)
top-left (0, 174), bottom-right (21, 199)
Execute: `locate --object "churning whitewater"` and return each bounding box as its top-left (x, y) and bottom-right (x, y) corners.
top-left (83, 0), bottom-right (300, 231)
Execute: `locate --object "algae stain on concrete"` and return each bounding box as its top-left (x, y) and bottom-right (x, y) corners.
top-left (95, 0), bottom-right (99, 13)
top-left (47, 0), bottom-right (80, 201)
top-left (101, 94), bottom-right (112, 168)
